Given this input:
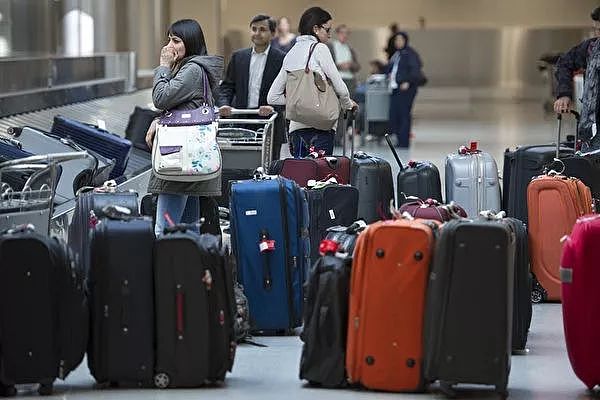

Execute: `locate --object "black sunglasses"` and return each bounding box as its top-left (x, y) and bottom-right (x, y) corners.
top-left (320, 25), bottom-right (331, 34)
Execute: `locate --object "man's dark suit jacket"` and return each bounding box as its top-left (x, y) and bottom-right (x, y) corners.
top-left (218, 46), bottom-right (286, 158)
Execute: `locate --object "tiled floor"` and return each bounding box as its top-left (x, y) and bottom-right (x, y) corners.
top-left (21, 98), bottom-right (598, 399)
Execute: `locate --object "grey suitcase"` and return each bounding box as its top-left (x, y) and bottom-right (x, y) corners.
top-left (424, 218), bottom-right (514, 398)
top-left (445, 143), bottom-right (501, 217)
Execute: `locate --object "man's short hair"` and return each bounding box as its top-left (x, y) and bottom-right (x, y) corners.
top-left (592, 6), bottom-right (600, 22)
top-left (250, 14), bottom-right (276, 33)
top-left (335, 24), bottom-right (348, 34)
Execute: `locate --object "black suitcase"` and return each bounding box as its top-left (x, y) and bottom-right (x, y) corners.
top-left (153, 228), bottom-right (235, 388)
top-left (424, 218), bottom-right (514, 397)
top-left (350, 152), bottom-right (393, 223)
top-left (0, 226), bottom-right (88, 396)
top-left (125, 106), bottom-right (160, 152)
top-left (299, 222), bottom-right (364, 387)
top-left (479, 212), bottom-right (532, 354)
top-left (217, 168), bottom-right (254, 208)
top-left (307, 183), bottom-right (358, 265)
top-left (87, 211), bottom-right (155, 386)
top-left (503, 111), bottom-right (600, 224)
top-left (68, 185), bottom-right (139, 276)
top-left (385, 134), bottom-right (443, 206)
top-left (504, 217), bottom-right (532, 354)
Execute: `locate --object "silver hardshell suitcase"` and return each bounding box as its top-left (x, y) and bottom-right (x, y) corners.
top-left (445, 142), bottom-right (501, 217)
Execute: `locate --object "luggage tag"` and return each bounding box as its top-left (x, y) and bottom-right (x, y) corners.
top-left (259, 231), bottom-right (276, 253)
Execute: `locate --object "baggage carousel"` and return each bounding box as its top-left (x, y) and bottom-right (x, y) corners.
top-left (0, 90), bottom-right (155, 240)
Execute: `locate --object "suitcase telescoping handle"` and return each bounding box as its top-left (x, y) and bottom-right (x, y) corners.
top-left (342, 109), bottom-right (357, 157)
top-left (556, 110), bottom-right (581, 158)
top-left (384, 134), bottom-right (405, 171)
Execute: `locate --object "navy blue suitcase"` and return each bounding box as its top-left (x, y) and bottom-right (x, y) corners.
top-left (229, 176), bottom-right (310, 332)
top-left (51, 115), bottom-right (132, 179)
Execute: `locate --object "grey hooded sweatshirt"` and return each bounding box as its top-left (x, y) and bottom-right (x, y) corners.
top-left (148, 55), bottom-right (224, 196)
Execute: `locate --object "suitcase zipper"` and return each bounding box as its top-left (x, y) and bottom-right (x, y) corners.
top-left (277, 178), bottom-right (295, 328)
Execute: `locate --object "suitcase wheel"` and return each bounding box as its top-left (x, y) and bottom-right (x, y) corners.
top-left (0, 384), bottom-right (16, 397)
top-left (38, 383), bottom-right (53, 396)
top-left (154, 373), bottom-right (170, 389)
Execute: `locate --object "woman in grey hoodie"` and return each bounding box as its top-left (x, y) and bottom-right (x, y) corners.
top-left (145, 19), bottom-right (224, 236)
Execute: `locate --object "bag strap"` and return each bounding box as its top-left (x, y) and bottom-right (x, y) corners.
top-left (201, 67), bottom-right (213, 107)
top-left (305, 43), bottom-right (318, 73)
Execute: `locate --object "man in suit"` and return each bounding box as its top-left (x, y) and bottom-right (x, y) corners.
top-left (218, 14), bottom-right (286, 160)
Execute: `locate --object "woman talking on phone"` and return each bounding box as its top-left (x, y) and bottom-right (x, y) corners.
top-left (145, 19), bottom-right (224, 236)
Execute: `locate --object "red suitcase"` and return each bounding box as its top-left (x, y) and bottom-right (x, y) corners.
top-left (270, 156), bottom-right (350, 188)
top-left (560, 214), bottom-right (600, 390)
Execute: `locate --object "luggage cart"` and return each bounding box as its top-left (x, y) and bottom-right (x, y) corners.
top-left (217, 109), bottom-right (278, 170)
top-left (216, 109), bottom-right (278, 207)
top-left (0, 152), bottom-right (90, 235)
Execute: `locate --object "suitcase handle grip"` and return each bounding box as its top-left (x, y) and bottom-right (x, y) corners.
top-left (260, 230), bottom-right (273, 291)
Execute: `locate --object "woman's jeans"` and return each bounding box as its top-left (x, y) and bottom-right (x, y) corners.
top-left (389, 87), bottom-right (417, 148)
top-left (154, 193), bottom-right (200, 236)
top-left (290, 128), bottom-right (335, 158)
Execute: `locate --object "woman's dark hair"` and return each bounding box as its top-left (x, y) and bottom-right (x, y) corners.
top-left (251, 14), bottom-right (276, 33)
top-left (167, 19), bottom-right (207, 57)
top-left (592, 6), bottom-right (600, 22)
top-left (298, 7), bottom-right (332, 38)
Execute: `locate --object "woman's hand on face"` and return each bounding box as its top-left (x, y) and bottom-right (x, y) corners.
top-left (146, 119), bottom-right (158, 149)
top-left (160, 45), bottom-right (177, 68)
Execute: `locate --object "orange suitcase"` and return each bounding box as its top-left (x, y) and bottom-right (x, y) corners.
top-left (527, 173), bottom-right (592, 302)
top-left (345, 218), bottom-right (437, 392)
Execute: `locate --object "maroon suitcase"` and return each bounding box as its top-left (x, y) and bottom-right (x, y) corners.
top-left (398, 198), bottom-right (467, 222)
top-left (270, 156), bottom-right (351, 188)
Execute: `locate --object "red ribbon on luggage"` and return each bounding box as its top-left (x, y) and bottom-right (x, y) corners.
top-left (319, 239), bottom-right (340, 256)
top-left (459, 141), bottom-right (480, 155)
top-left (308, 146), bottom-right (325, 159)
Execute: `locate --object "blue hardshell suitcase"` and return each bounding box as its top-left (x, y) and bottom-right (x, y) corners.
top-left (51, 115), bottom-right (132, 179)
top-left (229, 176), bottom-right (310, 331)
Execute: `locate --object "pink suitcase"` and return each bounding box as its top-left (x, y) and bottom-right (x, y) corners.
top-left (560, 214), bottom-right (600, 390)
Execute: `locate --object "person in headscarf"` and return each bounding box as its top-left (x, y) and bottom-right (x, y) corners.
top-left (386, 31), bottom-right (424, 148)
